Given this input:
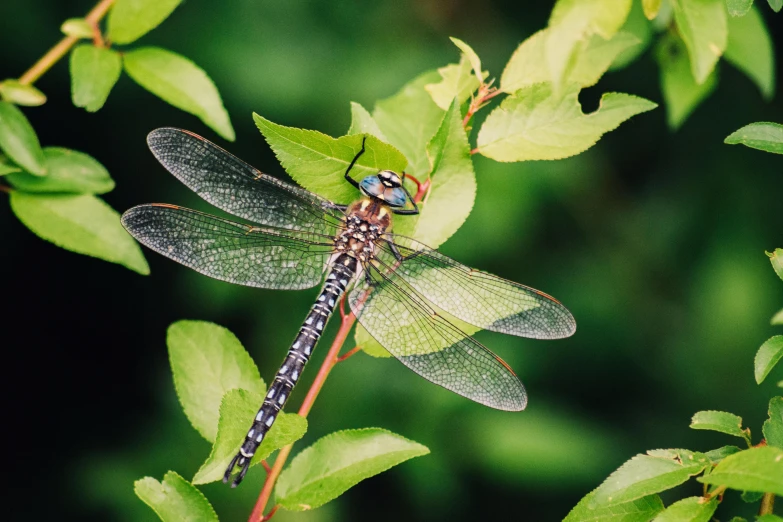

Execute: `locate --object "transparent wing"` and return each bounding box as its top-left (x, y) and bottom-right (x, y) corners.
top-left (349, 260), bottom-right (527, 411)
top-left (147, 128), bottom-right (344, 233)
top-left (122, 204), bottom-right (334, 290)
top-left (378, 235), bottom-right (576, 340)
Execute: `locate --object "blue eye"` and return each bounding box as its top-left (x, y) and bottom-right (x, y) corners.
top-left (359, 176), bottom-right (383, 197)
top-left (385, 188), bottom-right (407, 207)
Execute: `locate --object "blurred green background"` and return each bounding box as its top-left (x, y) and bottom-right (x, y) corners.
top-left (1, 0), bottom-right (782, 520)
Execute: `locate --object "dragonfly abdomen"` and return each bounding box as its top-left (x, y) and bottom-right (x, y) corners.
top-left (223, 253), bottom-right (358, 486)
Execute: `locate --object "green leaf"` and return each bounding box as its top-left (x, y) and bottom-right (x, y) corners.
top-left (0, 80), bottom-right (46, 106)
top-left (477, 83), bottom-right (656, 162)
top-left (726, 0), bottom-right (754, 16)
top-left (6, 147), bottom-right (114, 194)
top-left (698, 446), bottom-right (783, 495)
top-left (425, 55), bottom-right (481, 111)
top-left (167, 320), bottom-right (265, 442)
top-left (501, 30), bottom-right (640, 93)
top-left (725, 123), bottom-right (783, 154)
top-left (690, 410), bottom-right (749, 442)
top-left (545, 0), bottom-right (633, 89)
top-left (347, 102), bottom-right (386, 141)
top-left (192, 389), bottom-right (307, 484)
top-left (449, 37), bottom-right (483, 81)
top-left (656, 33), bottom-right (717, 130)
top-left (0, 155), bottom-right (21, 175)
top-left (724, 6), bottom-right (774, 99)
top-left (769, 249), bottom-right (783, 280)
top-left (373, 71), bottom-right (445, 177)
top-left (60, 18), bottom-right (94, 39)
top-left (591, 450), bottom-right (711, 507)
top-left (758, 516), bottom-right (783, 522)
top-left (772, 308), bottom-right (783, 326)
top-left (564, 491), bottom-right (664, 522)
top-left (651, 496), bottom-right (718, 522)
top-left (108, 0), bottom-right (184, 45)
top-left (134, 471), bottom-right (218, 522)
top-left (704, 445), bottom-right (742, 464)
top-left (763, 396), bottom-right (783, 449)
top-left (611, 1), bottom-right (653, 70)
top-left (10, 192), bottom-right (149, 274)
top-left (275, 428), bottom-right (429, 511)
top-left (355, 324), bottom-right (391, 358)
top-left (740, 489), bottom-right (764, 502)
top-left (728, 518), bottom-right (749, 522)
top-left (253, 113), bottom-right (407, 204)
top-left (0, 101), bottom-right (45, 175)
top-left (69, 45), bottom-right (122, 113)
top-left (644, 0), bottom-right (664, 18)
top-left (671, 0), bottom-right (727, 84)
top-left (769, 0), bottom-right (783, 11)
top-left (123, 47), bottom-right (234, 141)
top-left (755, 335), bottom-right (783, 384)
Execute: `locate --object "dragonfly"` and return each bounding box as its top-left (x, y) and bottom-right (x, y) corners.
top-left (122, 128), bottom-right (576, 487)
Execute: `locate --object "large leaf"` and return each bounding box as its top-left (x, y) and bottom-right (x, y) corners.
top-left (477, 83), bottom-right (656, 161)
top-left (671, 0), bottom-right (727, 84)
top-left (724, 6), bottom-right (774, 99)
top-left (0, 101), bottom-right (45, 175)
top-left (755, 335), bottom-right (783, 384)
top-left (651, 496), bottom-right (718, 522)
top-left (726, 0), bottom-right (754, 16)
top-left (70, 45), bottom-right (122, 112)
top-left (6, 147), bottom-right (113, 194)
top-left (10, 192), bottom-right (149, 274)
top-left (134, 471), bottom-right (218, 522)
top-left (167, 320), bottom-right (265, 442)
top-left (253, 113), bottom-right (407, 204)
top-left (123, 47), bottom-right (234, 141)
top-left (501, 29), bottom-right (640, 93)
top-left (275, 428), bottom-right (429, 511)
top-left (698, 446), bottom-right (783, 495)
top-left (656, 33), bottom-right (717, 130)
top-left (564, 491), bottom-right (664, 522)
top-left (545, 0), bottom-right (633, 89)
top-left (347, 102), bottom-right (387, 141)
top-left (725, 123), bottom-right (783, 154)
top-left (591, 450), bottom-right (710, 507)
top-left (108, 0), bottom-right (184, 44)
top-left (690, 410), bottom-right (749, 443)
top-left (192, 389), bottom-right (307, 484)
top-left (373, 71), bottom-right (445, 177)
top-left (763, 396), bottom-right (783, 449)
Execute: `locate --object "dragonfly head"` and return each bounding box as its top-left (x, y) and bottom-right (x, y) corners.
top-left (358, 170), bottom-right (408, 208)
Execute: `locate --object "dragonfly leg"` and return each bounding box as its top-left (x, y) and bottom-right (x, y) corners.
top-left (386, 239), bottom-right (425, 262)
top-left (392, 173), bottom-right (420, 216)
top-left (344, 136), bottom-right (367, 189)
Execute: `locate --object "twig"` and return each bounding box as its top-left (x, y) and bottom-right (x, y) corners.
top-left (759, 492), bottom-right (775, 515)
top-left (336, 346), bottom-right (361, 362)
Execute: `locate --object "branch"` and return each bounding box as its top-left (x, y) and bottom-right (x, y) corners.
top-left (759, 492), bottom-right (775, 515)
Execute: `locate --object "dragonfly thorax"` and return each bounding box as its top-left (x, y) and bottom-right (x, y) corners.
top-left (335, 199), bottom-right (390, 263)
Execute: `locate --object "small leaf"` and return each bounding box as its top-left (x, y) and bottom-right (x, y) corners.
top-left (108, 0), bottom-right (184, 45)
top-left (690, 410), bottom-right (749, 442)
top-left (772, 308), bottom-right (783, 326)
top-left (425, 55), bottom-right (481, 110)
top-left (70, 45), bottom-right (122, 113)
top-left (671, 0), bottom-right (727, 84)
top-left (591, 450), bottom-right (711, 507)
top-left (698, 446), bottom-right (783, 495)
top-left (769, 0), bottom-right (783, 11)
top-left (192, 389), bottom-right (307, 484)
top-left (124, 47), bottom-right (234, 141)
top-left (755, 336), bottom-right (783, 384)
top-left (563, 490), bottom-right (664, 522)
top-left (134, 471), bottom-right (218, 522)
top-left (356, 324), bottom-right (391, 358)
top-left (0, 101), bottom-right (46, 175)
top-left (0, 80), bottom-right (46, 106)
top-left (757, 516), bottom-right (783, 522)
top-left (769, 249), bottom-right (783, 280)
top-left (61, 18), bottom-right (94, 39)
top-left (704, 445), bottom-right (742, 464)
top-left (10, 192), bottom-right (149, 274)
top-left (611, 0), bottom-right (653, 69)
top-left (644, 0), bottom-right (664, 19)
top-left (6, 147), bottom-right (113, 194)
top-left (449, 37), bottom-right (483, 81)
top-left (373, 71), bottom-right (445, 177)
top-left (0, 155), bottom-right (21, 175)
top-left (275, 428), bottom-right (429, 511)
top-left (253, 113), bottom-right (407, 204)
top-left (725, 123), bottom-right (783, 154)
top-left (651, 496), bottom-right (718, 522)
top-left (726, 0), bottom-right (755, 16)
top-left (763, 396), bottom-right (783, 449)
top-left (477, 83), bottom-right (656, 162)
top-left (168, 320), bottom-right (265, 442)
top-left (347, 102), bottom-right (386, 141)
top-left (724, 6), bottom-right (775, 99)
top-left (740, 489), bottom-right (764, 502)
top-left (656, 33), bottom-right (717, 130)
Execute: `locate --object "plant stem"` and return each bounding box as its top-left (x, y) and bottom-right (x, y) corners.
top-left (759, 492), bottom-right (775, 515)
top-left (248, 308), bottom-right (358, 522)
top-left (18, 0), bottom-right (115, 86)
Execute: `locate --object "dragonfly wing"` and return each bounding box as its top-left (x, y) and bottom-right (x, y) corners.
top-left (147, 128), bottom-right (343, 232)
top-left (349, 261), bottom-right (527, 411)
top-left (379, 236), bottom-right (576, 340)
top-left (122, 204), bottom-right (333, 290)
